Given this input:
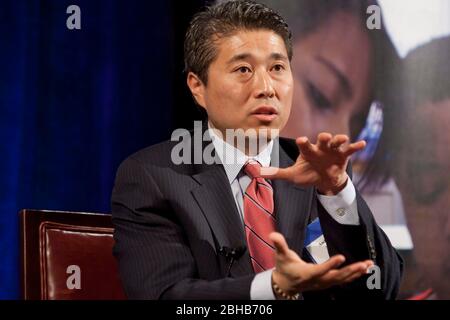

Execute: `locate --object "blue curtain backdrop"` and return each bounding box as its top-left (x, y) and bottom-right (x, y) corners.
top-left (0, 0), bottom-right (202, 298)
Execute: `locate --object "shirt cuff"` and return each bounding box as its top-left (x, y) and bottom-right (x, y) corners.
top-left (316, 178), bottom-right (360, 225)
top-left (250, 269), bottom-right (276, 300)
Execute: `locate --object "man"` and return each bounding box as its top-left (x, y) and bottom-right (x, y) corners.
top-left (111, 0), bottom-right (402, 299)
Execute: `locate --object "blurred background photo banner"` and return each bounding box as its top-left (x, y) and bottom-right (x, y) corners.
top-left (259, 0), bottom-right (450, 299)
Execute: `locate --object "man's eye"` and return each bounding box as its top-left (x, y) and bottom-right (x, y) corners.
top-left (272, 64), bottom-right (284, 72)
top-left (236, 66), bottom-right (251, 74)
top-left (307, 82), bottom-right (332, 110)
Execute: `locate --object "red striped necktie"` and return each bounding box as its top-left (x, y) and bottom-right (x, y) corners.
top-left (243, 160), bottom-right (276, 273)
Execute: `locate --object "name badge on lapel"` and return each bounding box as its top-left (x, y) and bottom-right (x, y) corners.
top-left (304, 218), bottom-right (330, 264)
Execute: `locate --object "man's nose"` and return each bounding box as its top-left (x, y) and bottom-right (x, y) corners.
top-left (253, 70), bottom-right (275, 99)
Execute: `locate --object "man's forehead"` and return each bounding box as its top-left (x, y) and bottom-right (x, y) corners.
top-left (213, 29), bottom-right (288, 61)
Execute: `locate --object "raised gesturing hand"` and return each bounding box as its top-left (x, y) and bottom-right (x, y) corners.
top-left (261, 133), bottom-right (366, 195)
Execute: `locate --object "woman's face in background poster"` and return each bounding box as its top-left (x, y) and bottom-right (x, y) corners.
top-left (282, 11), bottom-right (373, 141)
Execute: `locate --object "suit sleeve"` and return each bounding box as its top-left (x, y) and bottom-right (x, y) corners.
top-left (111, 157), bottom-right (254, 299)
top-left (309, 163), bottom-right (404, 300)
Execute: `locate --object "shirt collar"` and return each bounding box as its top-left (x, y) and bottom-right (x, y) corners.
top-left (208, 121), bottom-right (273, 184)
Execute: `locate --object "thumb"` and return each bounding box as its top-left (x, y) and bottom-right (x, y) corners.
top-left (269, 232), bottom-right (290, 257)
top-left (260, 167), bottom-right (291, 180)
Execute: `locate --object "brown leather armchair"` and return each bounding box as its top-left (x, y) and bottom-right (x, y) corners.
top-left (20, 209), bottom-right (126, 300)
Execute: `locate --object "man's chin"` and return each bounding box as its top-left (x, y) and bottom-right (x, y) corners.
top-left (217, 121), bottom-right (282, 141)
top-left (244, 126), bottom-right (280, 140)
top-left (244, 119), bottom-right (282, 132)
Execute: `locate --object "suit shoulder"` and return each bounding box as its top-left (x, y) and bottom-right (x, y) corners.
top-left (117, 133), bottom-right (194, 175)
top-left (126, 139), bottom-right (178, 166)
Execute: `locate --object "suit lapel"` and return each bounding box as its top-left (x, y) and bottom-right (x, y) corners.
top-left (191, 165), bottom-right (254, 277)
top-left (191, 164), bottom-right (245, 248)
top-left (190, 126), bottom-right (253, 277)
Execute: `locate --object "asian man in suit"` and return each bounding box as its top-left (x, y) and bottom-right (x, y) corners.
top-left (111, 0), bottom-right (402, 300)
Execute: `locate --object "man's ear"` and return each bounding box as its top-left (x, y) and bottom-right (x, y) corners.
top-left (187, 72), bottom-right (207, 109)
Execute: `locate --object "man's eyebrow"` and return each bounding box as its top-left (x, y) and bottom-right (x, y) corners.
top-left (315, 56), bottom-right (352, 98)
top-left (226, 52), bottom-right (289, 65)
top-left (226, 53), bottom-right (251, 65)
top-left (270, 52), bottom-right (289, 62)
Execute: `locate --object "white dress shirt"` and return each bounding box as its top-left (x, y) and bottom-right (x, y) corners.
top-left (208, 123), bottom-right (359, 300)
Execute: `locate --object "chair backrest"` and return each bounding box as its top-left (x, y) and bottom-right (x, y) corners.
top-left (20, 209), bottom-right (126, 300)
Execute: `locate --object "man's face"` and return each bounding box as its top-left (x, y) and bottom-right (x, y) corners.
top-left (188, 29), bottom-right (293, 137)
top-left (282, 11), bottom-right (373, 141)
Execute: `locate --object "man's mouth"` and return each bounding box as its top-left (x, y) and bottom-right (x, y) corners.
top-left (250, 106), bottom-right (278, 122)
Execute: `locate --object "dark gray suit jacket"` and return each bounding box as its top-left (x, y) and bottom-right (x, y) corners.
top-left (111, 127), bottom-right (403, 300)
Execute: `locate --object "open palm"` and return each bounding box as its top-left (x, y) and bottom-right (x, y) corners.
top-left (270, 232), bottom-right (373, 294)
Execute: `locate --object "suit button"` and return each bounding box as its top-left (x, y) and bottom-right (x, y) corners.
top-left (336, 208), bottom-right (346, 216)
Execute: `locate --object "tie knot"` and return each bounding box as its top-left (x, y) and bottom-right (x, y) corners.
top-left (244, 160), bottom-right (262, 179)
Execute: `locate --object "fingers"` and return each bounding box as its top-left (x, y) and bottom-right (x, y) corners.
top-left (363, 260), bottom-right (375, 268)
top-left (319, 260), bottom-right (374, 288)
top-left (317, 133), bottom-right (332, 151)
top-left (296, 136), bottom-right (315, 157)
top-left (341, 261), bottom-right (374, 284)
top-left (315, 133), bottom-right (366, 157)
top-left (330, 134), bottom-right (349, 149)
top-left (343, 140), bottom-right (366, 157)
top-left (311, 254), bottom-right (346, 278)
top-left (299, 133), bottom-right (353, 155)
top-left (331, 261), bottom-right (371, 283)
top-left (338, 260), bottom-right (374, 284)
